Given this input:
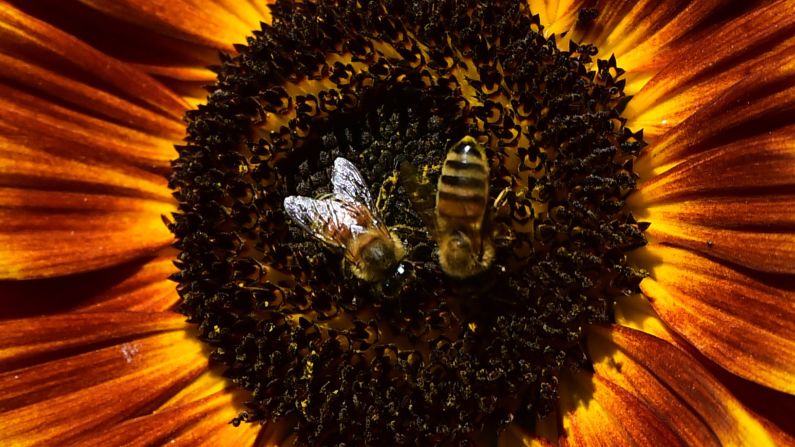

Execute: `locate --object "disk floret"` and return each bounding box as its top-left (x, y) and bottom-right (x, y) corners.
top-left (170, 1), bottom-right (648, 445)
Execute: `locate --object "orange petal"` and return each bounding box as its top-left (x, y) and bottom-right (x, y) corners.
top-left (0, 310), bottom-right (186, 370)
top-left (0, 257), bottom-right (176, 318)
top-left (631, 125), bottom-right (795, 205)
top-left (0, 53), bottom-right (184, 143)
top-left (65, 389), bottom-right (261, 447)
top-left (640, 244), bottom-right (795, 394)
top-left (129, 64), bottom-right (218, 82)
top-left (568, 0), bottom-right (724, 70)
top-left (626, 41), bottom-right (795, 139)
top-left (619, 0), bottom-right (793, 75)
top-left (590, 325), bottom-right (784, 446)
top-left (0, 84), bottom-right (178, 171)
top-left (77, 256), bottom-right (180, 312)
top-left (647, 222), bottom-right (794, 275)
top-left (0, 2), bottom-right (188, 121)
top-left (559, 371), bottom-right (684, 446)
top-left (640, 196), bottom-right (795, 231)
top-left (0, 138), bottom-right (172, 206)
top-left (0, 189), bottom-right (174, 279)
top-left (637, 48), bottom-right (795, 174)
top-left (76, 0), bottom-right (259, 51)
top-left (0, 330), bottom-right (205, 446)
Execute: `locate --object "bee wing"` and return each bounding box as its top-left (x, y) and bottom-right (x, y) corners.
top-left (284, 195), bottom-right (373, 248)
top-left (331, 157), bottom-right (375, 209)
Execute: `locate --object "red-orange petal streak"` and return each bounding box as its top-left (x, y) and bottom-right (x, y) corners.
top-left (627, 42), bottom-right (795, 140)
top-left (568, 0), bottom-right (724, 79)
top-left (0, 189), bottom-right (174, 279)
top-left (641, 244), bottom-right (795, 394)
top-left (588, 326), bottom-right (719, 445)
top-left (620, 0), bottom-right (793, 77)
top-left (0, 85), bottom-right (178, 171)
top-left (0, 331), bottom-right (205, 446)
top-left (65, 390), bottom-right (260, 447)
top-left (0, 311), bottom-right (186, 370)
top-left (640, 196), bottom-right (795, 231)
top-left (591, 325), bottom-right (782, 446)
top-left (77, 256), bottom-right (180, 312)
top-left (559, 371), bottom-right (685, 446)
top-left (129, 63), bottom-right (218, 82)
top-left (643, 221), bottom-right (795, 275)
top-left (0, 2), bottom-right (188, 120)
top-left (631, 125), bottom-right (795, 204)
top-left (76, 0), bottom-right (256, 51)
top-left (0, 53), bottom-right (185, 143)
top-left (636, 46), bottom-right (795, 174)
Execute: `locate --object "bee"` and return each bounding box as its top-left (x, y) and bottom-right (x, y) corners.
top-left (284, 158), bottom-right (406, 282)
top-left (401, 136), bottom-right (496, 279)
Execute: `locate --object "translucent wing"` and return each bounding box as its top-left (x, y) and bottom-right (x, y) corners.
top-left (284, 195), bottom-right (374, 249)
top-left (331, 157), bottom-right (374, 209)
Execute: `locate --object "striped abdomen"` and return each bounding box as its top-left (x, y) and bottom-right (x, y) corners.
top-left (436, 136), bottom-right (489, 229)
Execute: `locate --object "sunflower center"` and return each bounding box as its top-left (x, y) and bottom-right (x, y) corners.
top-left (170, 0), bottom-right (648, 444)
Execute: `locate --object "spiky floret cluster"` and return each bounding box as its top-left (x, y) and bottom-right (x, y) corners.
top-left (169, 0), bottom-right (648, 444)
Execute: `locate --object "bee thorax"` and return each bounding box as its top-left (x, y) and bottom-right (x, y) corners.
top-left (350, 231), bottom-right (405, 282)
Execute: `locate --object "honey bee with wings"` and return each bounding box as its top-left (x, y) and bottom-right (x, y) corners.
top-left (284, 158), bottom-right (406, 282)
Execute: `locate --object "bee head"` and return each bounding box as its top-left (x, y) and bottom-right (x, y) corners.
top-left (440, 231), bottom-right (480, 278)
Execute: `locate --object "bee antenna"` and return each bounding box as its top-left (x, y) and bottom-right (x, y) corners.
top-left (393, 155), bottom-right (407, 170)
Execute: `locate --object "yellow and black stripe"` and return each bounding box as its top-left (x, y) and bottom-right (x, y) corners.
top-left (436, 136), bottom-right (489, 224)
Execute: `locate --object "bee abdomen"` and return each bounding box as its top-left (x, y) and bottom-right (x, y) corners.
top-left (440, 175), bottom-right (486, 189)
top-left (437, 138), bottom-right (489, 221)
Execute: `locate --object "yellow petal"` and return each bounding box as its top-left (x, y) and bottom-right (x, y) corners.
top-left (528, 0), bottom-right (583, 37)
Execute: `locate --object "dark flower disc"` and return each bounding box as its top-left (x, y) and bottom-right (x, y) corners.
top-left (169, 0), bottom-right (648, 444)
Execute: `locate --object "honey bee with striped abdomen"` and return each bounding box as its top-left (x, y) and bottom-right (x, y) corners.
top-left (435, 136), bottom-right (495, 278)
top-left (400, 136), bottom-right (496, 279)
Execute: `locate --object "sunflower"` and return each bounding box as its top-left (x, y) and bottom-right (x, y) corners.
top-left (1, 0), bottom-right (793, 445)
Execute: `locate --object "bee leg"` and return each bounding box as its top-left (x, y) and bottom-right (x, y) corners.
top-left (375, 173), bottom-right (399, 214)
top-left (389, 224), bottom-right (427, 237)
top-left (491, 220), bottom-right (515, 247)
top-left (492, 186), bottom-right (512, 210)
